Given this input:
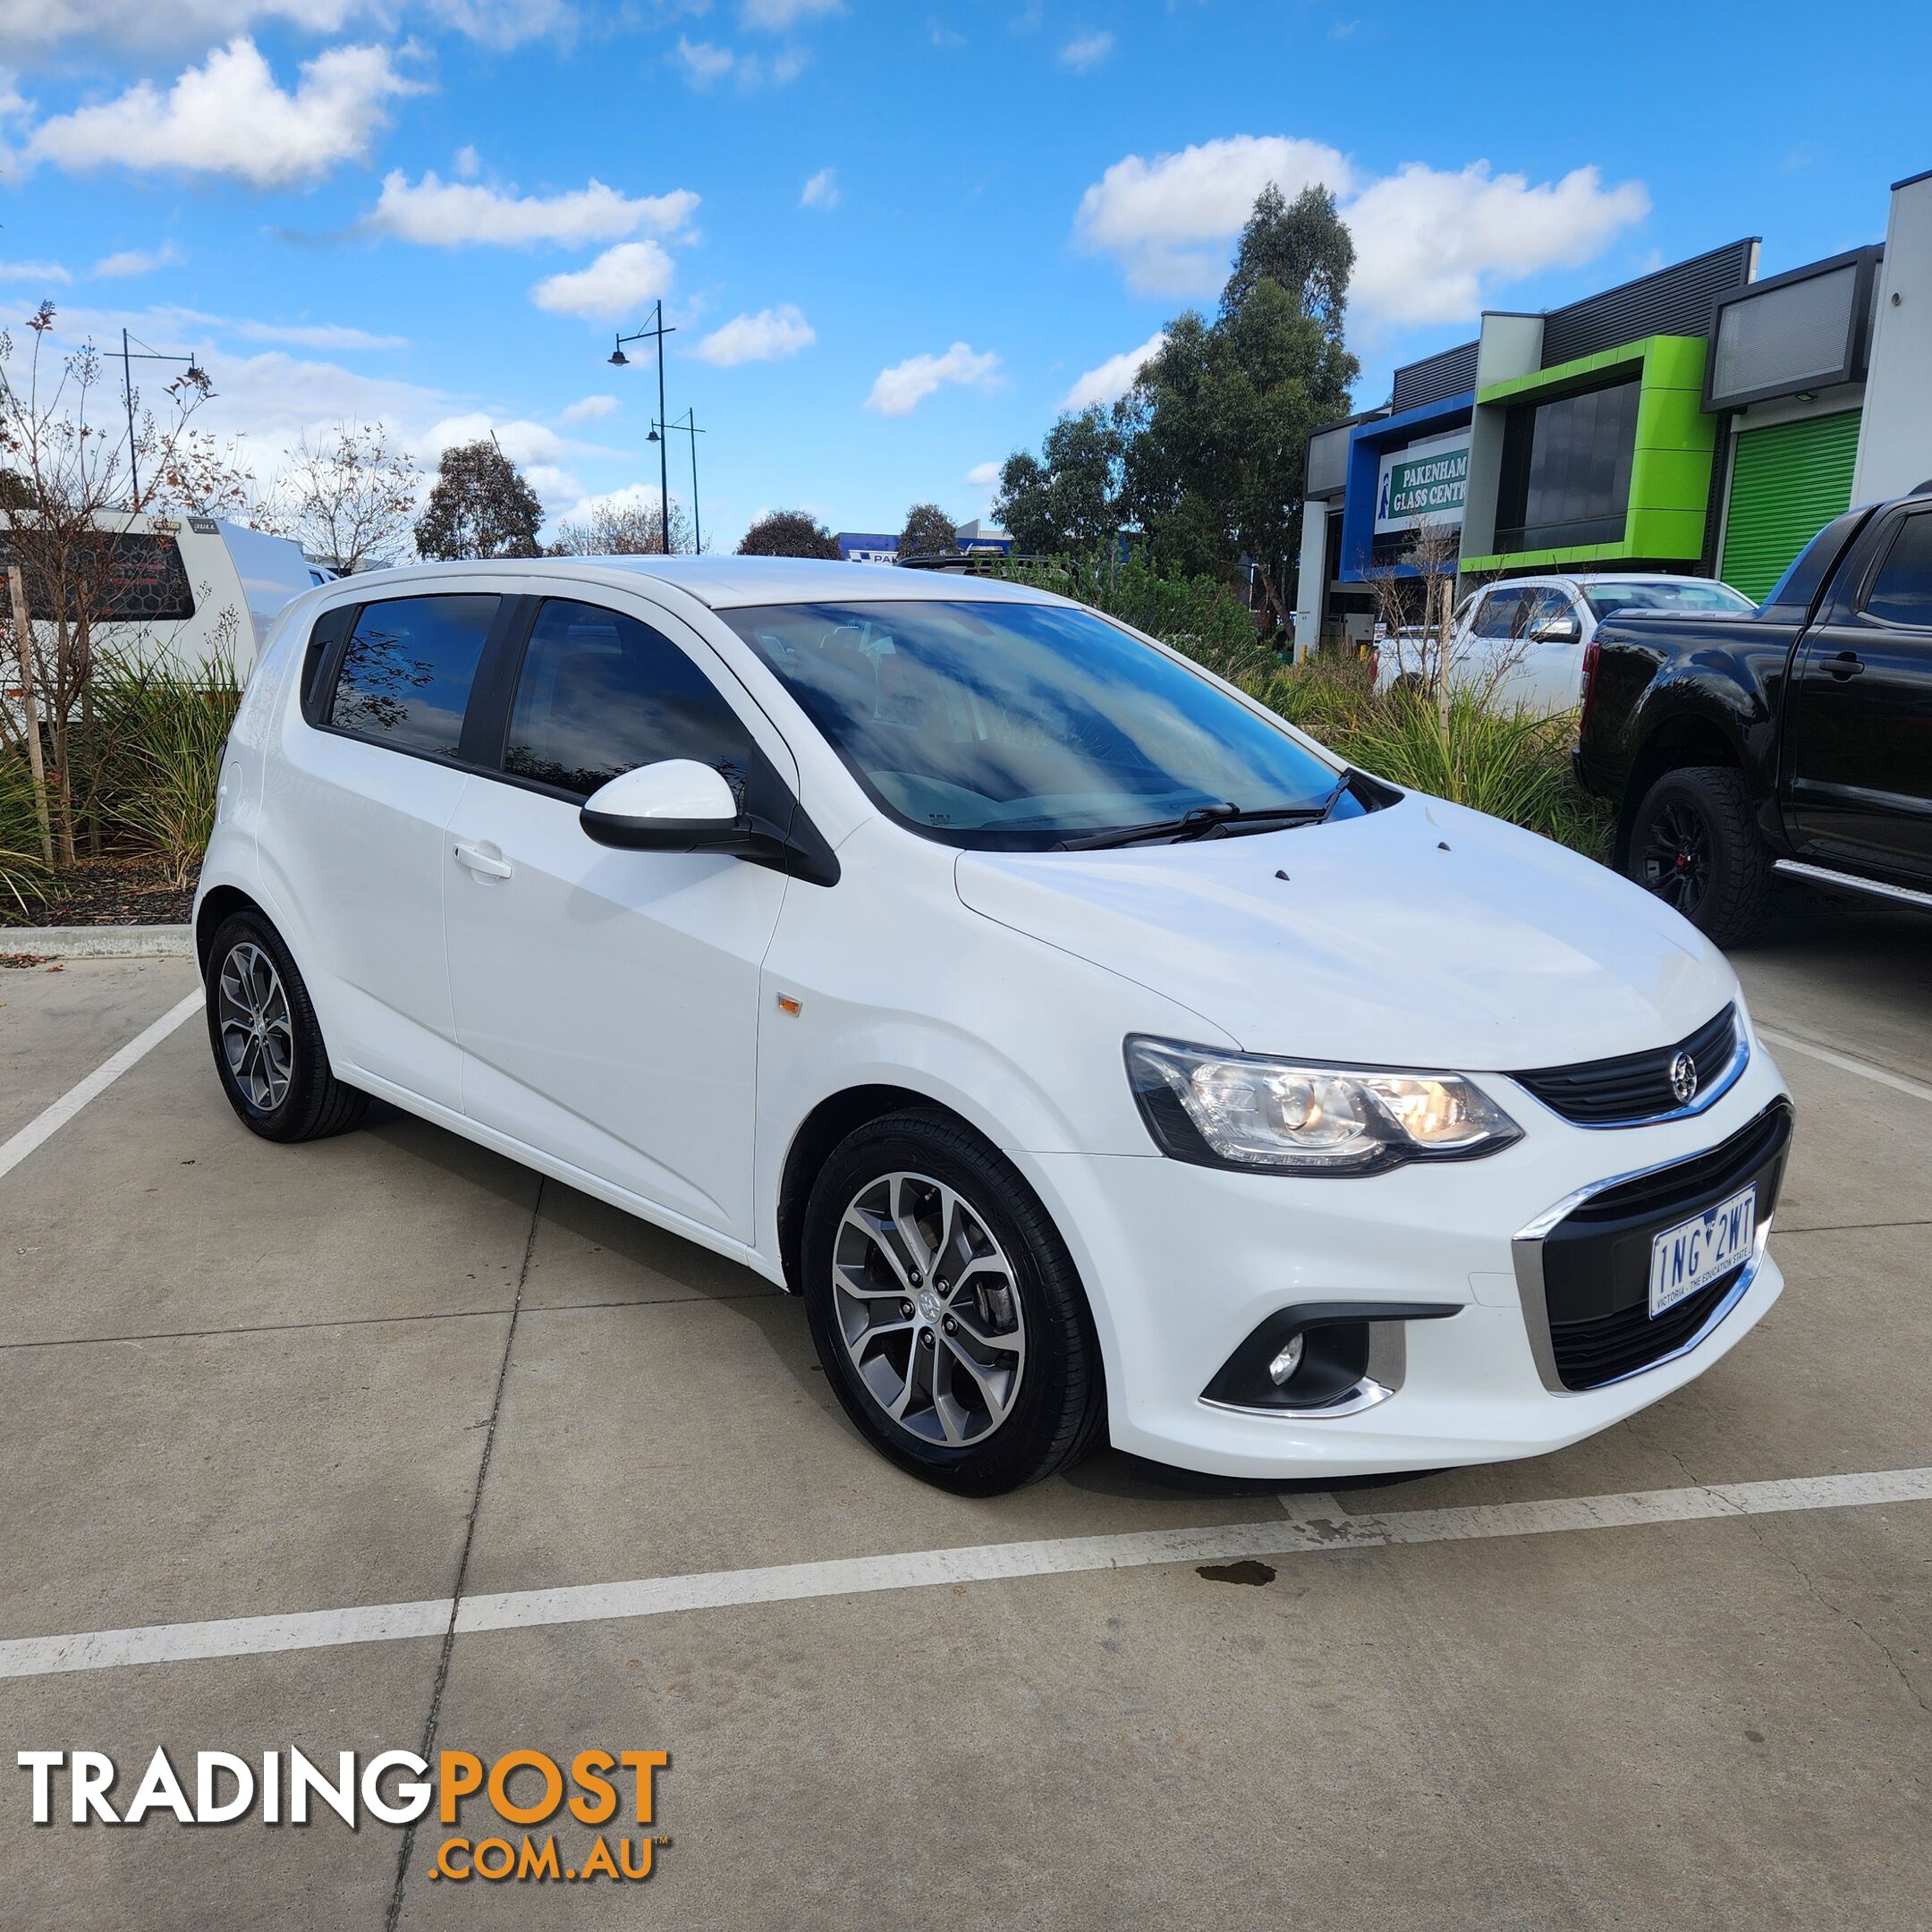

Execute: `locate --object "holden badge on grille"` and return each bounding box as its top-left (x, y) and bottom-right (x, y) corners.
top-left (1670, 1050), bottom-right (1699, 1105)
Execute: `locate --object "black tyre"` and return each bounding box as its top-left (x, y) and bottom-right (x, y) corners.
top-left (203, 909), bottom-right (369, 1143)
top-left (801, 1109), bottom-right (1106, 1496)
top-left (1626, 765), bottom-right (1775, 947)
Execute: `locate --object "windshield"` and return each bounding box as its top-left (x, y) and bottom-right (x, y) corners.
top-left (724, 599), bottom-right (1354, 851)
top-left (1581, 580), bottom-right (1756, 620)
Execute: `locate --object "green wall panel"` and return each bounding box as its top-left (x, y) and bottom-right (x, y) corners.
top-left (1719, 410), bottom-right (1861, 602)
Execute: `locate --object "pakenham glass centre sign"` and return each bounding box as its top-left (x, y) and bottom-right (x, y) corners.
top-left (1373, 430), bottom-right (1470, 536)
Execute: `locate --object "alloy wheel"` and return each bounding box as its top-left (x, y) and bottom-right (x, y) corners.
top-left (1640, 801), bottom-right (1711, 915)
top-left (216, 941), bottom-right (295, 1111)
top-left (831, 1170), bottom-right (1027, 1447)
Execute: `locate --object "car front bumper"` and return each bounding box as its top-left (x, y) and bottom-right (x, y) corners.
top-left (1016, 1031), bottom-right (1792, 1479)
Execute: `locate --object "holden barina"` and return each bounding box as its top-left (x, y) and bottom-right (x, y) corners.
top-left (194, 557), bottom-right (1794, 1495)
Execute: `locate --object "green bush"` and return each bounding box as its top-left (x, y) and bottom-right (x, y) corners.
top-left (86, 647), bottom-right (243, 886)
top-left (0, 740), bottom-right (50, 915)
top-left (1235, 663), bottom-right (1611, 860)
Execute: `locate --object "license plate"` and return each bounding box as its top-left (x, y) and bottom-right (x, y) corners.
top-left (1648, 1185), bottom-right (1756, 1318)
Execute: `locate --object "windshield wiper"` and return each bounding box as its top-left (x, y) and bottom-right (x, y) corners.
top-left (1054, 781), bottom-right (1352, 852)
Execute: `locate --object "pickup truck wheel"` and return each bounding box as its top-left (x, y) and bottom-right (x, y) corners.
top-left (1627, 766), bottom-right (1775, 946)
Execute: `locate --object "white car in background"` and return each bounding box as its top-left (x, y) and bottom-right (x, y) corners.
top-left (1382, 573), bottom-right (1757, 715)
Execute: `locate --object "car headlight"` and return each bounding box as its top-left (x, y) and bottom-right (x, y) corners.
top-left (1124, 1035), bottom-right (1522, 1175)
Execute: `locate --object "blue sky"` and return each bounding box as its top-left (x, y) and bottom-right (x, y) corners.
top-left (2, 0), bottom-right (1928, 547)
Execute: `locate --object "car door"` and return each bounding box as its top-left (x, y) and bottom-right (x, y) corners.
top-left (264, 589), bottom-right (508, 1110)
top-left (442, 591), bottom-right (793, 1241)
top-left (1508, 588), bottom-right (1587, 714)
top-left (1785, 508), bottom-right (1932, 878)
top-left (1458, 586), bottom-right (1529, 699)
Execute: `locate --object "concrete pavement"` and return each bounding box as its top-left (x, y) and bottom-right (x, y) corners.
top-left (1, 902), bottom-right (1927, 1930)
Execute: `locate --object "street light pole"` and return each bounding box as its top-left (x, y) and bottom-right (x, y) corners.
top-left (608, 301), bottom-right (677, 554)
top-left (651, 410), bottom-right (706, 554)
top-left (117, 329), bottom-right (208, 509)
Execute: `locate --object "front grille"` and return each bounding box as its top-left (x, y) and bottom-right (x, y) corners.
top-left (1528, 1100), bottom-right (1793, 1393)
top-left (1513, 1004), bottom-right (1740, 1126)
top-left (1549, 1267), bottom-right (1741, 1391)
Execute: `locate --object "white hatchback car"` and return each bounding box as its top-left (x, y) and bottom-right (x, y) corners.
top-left (195, 558), bottom-right (1794, 1494)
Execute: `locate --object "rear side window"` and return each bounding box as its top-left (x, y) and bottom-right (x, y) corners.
top-left (1474, 589), bottom-right (1529, 638)
top-left (501, 598), bottom-right (751, 799)
top-left (1862, 513), bottom-right (1932, 629)
top-left (328, 595), bottom-right (496, 756)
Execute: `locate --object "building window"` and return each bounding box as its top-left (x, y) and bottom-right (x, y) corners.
top-left (1495, 377), bottom-right (1640, 554)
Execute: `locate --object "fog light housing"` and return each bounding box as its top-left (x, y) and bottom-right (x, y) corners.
top-left (1202, 1301), bottom-right (1460, 1412)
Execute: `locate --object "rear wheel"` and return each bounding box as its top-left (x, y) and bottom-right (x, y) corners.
top-left (1626, 765), bottom-right (1775, 946)
top-left (801, 1110), bottom-right (1105, 1496)
top-left (204, 910), bottom-right (369, 1142)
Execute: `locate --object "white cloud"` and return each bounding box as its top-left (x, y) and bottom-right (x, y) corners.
top-left (1059, 29), bottom-right (1112, 71)
top-left (530, 239), bottom-right (674, 320)
top-left (228, 317), bottom-right (404, 348)
top-left (558, 392), bottom-right (618, 423)
top-left (740, 0), bottom-right (840, 25)
top-left (422, 411), bottom-right (570, 466)
top-left (697, 304), bottom-right (814, 367)
top-left (800, 165), bottom-right (837, 209)
top-left (864, 342), bottom-right (1000, 417)
top-left (369, 169), bottom-right (699, 247)
top-left (1077, 134), bottom-right (1353, 296)
top-left (0, 0), bottom-right (565, 54)
top-left (963, 459), bottom-right (1000, 489)
top-left (47, 300), bottom-right (400, 352)
top-left (26, 36), bottom-right (422, 187)
top-left (1343, 162), bottom-right (1651, 328)
top-left (1074, 133), bottom-right (1648, 328)
top-left (453, 142), bottom-right (480, 178)
top-left (672, 33), bottom-right (805, 88)
top-left (672, 35), bottom-right (735, 83)
top-left (90, 243), bottom-right (183, 278)
top-left (0, 257), bottom-right (72, 284)
top-left (1062, 330), bottom-right (1165, 410)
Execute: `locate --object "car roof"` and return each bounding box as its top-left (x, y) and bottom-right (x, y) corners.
top-left (328, 555), bottom-right (1074, 613)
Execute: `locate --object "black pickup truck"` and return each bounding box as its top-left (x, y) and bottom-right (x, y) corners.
top-left (1575, 485), bottom-right (1932, 944)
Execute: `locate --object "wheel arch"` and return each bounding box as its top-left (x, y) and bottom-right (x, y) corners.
top-left (195, 883), bottom-right (267, 972)
top-left (776, 1083), bottom-right (953, 1293)
top-left (1614, 712), bottom-right (1745, 871)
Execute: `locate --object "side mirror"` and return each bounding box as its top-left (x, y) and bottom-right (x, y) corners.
top-left (580, 759), bottom-right (743, 851)
top-left (1532, 614), bottom-right (1582, 645)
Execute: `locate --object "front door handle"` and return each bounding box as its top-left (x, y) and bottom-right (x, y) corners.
top-left (453, 842), bottom-right (513, 880)
top-left (1824, 651), bottom-right (1865, 680)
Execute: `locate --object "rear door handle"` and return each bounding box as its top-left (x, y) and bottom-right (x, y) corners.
top-left (453, 842), bottom-right (513, 880)
top-left (1824, 651), bottom-right (1865, 680)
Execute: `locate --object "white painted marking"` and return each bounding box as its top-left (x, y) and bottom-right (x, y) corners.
top-left (1, 1465), bottom-right (1926, 1682)
top-left (1758, 1026), bottom-right (1932, 1106)
top-left (0, 989), bottom-right (203, 1184)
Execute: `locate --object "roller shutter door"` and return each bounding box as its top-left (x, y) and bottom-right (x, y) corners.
top-left (1719, 410), bottom-right (1860, 602)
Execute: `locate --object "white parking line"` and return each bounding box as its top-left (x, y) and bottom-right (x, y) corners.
top-left (3, 1464), bottom-right (1926, 1682)
top-left (0, 989), bottom-right (203, 1186)
top-left (1758, 1025), bottom-right (1932, 1106)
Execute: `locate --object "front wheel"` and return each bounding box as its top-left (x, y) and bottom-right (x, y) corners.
top-left (1625, 765), bottom-right (1775, 947)
top-left (801, 1110), bottom-right (1105, 1496)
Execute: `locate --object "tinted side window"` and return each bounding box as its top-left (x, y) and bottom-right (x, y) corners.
top-left (1475, 589), bottom-right (1527, 638)
top-left (329, 595), bottom-right (496, 755)
top-left (1863, 513), bottom-right (1932, 630)
top-left (502, 599), bottom-right (751, 800)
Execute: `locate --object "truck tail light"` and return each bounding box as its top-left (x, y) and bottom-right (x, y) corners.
top-left (1579, 637), bottom-right (1602, 732)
